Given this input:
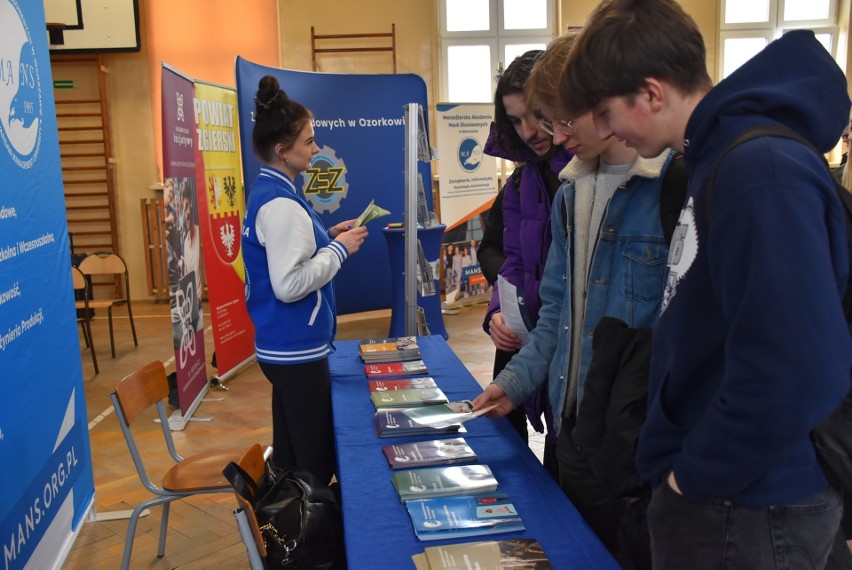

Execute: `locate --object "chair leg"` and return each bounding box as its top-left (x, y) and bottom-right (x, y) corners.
top-left (78, 320), bottom-right (90, 347)
top-left (120, 496), bottom-right (175, 570)
top-left (121, 501), bottom-right (150, 570)
top-left (108, 306), bottom-right (116, 358)
top-left (85, 320), bottom-right (98, 374)
top-left (127, 301), bottom-right (138, 347)
top-left (158, 500), bottom-right (170, 558)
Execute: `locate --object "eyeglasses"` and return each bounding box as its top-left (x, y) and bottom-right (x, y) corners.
top-left (538, 118), bottom-right (574, 137)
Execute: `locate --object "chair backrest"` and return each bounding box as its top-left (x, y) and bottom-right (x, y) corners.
top-left (79, 251), bottom-right (131, 302)
top-left (111, 360), bottom-right (181, 491)
top-left (78, 250), bottom-right (128, 276)
top-left (72, 266), bottom-right (90, 311)
top-left (72, 265), bottom-right (87, 291)
top-left (234, 444), bottom-right (267, 558)
top-left (113, 360), bottom-right (170, 425)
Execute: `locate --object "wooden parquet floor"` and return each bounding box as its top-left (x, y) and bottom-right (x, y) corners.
top-left (62, 300), bottom-right (495, 569)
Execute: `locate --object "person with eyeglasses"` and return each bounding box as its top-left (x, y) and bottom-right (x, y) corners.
top-left (476, 49), bottom-right (572, 478)
top-left (473, 31), bottom-right (685, 569)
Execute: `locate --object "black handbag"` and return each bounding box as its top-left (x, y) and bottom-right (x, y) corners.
top-left (224, 461), bottom-right (346, 569)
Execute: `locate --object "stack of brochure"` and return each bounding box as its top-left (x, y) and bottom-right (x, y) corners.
top-left (359, 336), bottom-right (421, 363)
top-left (368, 378), bottom-right (438, 392)
top-left (373, 408), bottom-right (465, 438)
top-left (411, 538), bottom-right (553, 569)
top-left (372, 401), bottom-right (497, 437)
top-left (405, 494), bottom-right (525, 541)
top-left (391, 464), bottom-right (498, 502)
top-left (381, 437), bottom-right (477, 469)
top-left (364, 359), bottom-right (429, 378)
top-left (370, 387), bottom-right (448, 409)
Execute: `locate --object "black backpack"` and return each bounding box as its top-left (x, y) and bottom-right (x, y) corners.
top-left (704, 123), bottom-right (852, 490)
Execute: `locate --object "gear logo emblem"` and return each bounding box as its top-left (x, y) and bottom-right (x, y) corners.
top-left (302, 145), bottom-right (349, 214)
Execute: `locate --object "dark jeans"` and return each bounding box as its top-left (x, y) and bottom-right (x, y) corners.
top-left (648, 481), bottom-right (842, 569)
top-left (825, 526), bottom-right (852, 570)
top-left (259, 358), bottom-right (337, 485)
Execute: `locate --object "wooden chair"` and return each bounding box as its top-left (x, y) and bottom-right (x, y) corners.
top-left (78, 251), bottom-right (138, 357)
top-left (72, 265), bottom-right (98, 374)
top-left (230, 444), bottom-right (267, 569)
top-left (110, 360), bottom-right (245, 570)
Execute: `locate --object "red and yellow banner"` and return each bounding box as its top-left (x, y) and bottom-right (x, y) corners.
top-left (193, 81), bottom-right (255, 376)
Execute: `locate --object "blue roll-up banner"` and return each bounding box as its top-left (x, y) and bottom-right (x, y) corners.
top-left (0, 0), bottom-right (95, 568)
top-left (235, 58), bottom-right (432, 315)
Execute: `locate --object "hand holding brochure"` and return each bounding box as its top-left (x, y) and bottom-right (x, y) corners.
top-left (354, 199), bottom-right (391, 227)
top-left (403, 400), bottom-right (499, 429)
top-left (496, 275), bottom-right (531, 346)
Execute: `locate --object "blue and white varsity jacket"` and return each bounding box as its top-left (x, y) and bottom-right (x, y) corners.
top-left (242, 166), bottom-right (349, 364)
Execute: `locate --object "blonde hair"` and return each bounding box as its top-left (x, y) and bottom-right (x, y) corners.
top-left (525, 32), bottom-right (578, 116)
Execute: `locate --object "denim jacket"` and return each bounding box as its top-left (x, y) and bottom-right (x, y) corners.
top-left (493, 150), bottom-right (674, 434)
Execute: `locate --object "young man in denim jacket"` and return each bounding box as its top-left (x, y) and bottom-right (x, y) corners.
top-left (473, 32), bottom-right (680, 565)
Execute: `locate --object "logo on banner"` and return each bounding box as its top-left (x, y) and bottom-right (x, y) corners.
top-left (303, 145), bottom-right (349, 214)
top-left (207, 174), bottom-right (241, 263)
top-left (175, 272), bottom-right (200, 369)
top-left (0, 0), bottom-right (43, 169)
top-left (458, 138), bottom-right (483, 173)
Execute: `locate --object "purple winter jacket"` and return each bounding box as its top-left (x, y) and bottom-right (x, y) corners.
top-left (482, 125), bottom-right (571, 335)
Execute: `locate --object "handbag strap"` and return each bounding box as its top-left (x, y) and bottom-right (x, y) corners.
top-left (223, 461), bottom-right (262, 503)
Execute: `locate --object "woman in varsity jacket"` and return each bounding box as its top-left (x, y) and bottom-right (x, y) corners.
top-left (242, 76), bottom-right (368, 484)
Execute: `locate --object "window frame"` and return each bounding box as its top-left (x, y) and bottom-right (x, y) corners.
top-left (718, 0), bottom-right (840, 78)
top-left (440, 39), bottom-right (498, 103)
top-left (438, 0), bottom-right (556, 102)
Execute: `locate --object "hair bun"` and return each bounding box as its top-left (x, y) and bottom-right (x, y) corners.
top-left (255, 75), bottom-right (289, 113)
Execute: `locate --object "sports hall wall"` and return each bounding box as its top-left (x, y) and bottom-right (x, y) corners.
top-left (76, 0), bottom-right (844, 304)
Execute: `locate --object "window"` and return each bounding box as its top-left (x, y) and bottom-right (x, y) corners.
top-left (719, 0), bottom-right (839, 78)
top-left (438, 0), bottom-right (555, 102)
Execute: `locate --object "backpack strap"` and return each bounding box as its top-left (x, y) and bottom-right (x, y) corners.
top-left (510, 162), bottom-right (525, 190)
top-left (704, 124), bottom-right (817, 218)
top-left (704, 124), bottom-right (852, 329)
top-left (659, 153), bottom-right (689, 243)
top-left (540, 159), bottom-right (563, 202)
top-left (833, 183), bottom-right (852, 331)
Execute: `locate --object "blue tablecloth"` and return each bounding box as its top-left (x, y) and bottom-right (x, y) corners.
top-left (329, 335), bottom-right (619, 569)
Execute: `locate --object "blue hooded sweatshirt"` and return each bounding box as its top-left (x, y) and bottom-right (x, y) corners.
top-left (638, 30), bottom-right (852, 508)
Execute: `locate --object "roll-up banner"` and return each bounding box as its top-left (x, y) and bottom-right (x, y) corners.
top-left (0, 0), bottom-right (95, 567)
top-left (193, 81), bottom-right (255, 379)
top-left (435, 103), bottom-right (498, 305)
top-left (235, 58), bottom-right (433, 315)
top-left (162, 64), bottom-right (208, 416)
